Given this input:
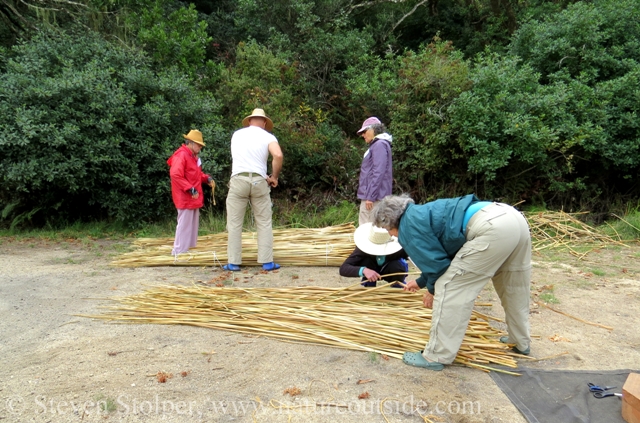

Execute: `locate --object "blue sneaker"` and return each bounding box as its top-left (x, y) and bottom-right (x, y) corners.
top-left (262, 262), bottom-right (280, 271)
top-left (223, 264), bottom-right (241, 271)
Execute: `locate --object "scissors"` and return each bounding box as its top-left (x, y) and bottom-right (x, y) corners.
top-left (593, 391), bottom-right (623, 399)
top-left (587, 383), bottom-right (616, 392)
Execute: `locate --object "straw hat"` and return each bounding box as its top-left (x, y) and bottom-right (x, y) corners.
top-left (353, 222), bottom-right (403, 256)
top-left (183, 129), bottom-right (205, 146)
top-left (242, 108), bottom-right (274, 132)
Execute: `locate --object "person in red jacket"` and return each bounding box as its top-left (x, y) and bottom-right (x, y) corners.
top-left (167, 129), bottom-right (215, 256)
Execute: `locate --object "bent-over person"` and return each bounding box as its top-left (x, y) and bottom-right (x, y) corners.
top-left (373, 194), bottom-right (532, 371)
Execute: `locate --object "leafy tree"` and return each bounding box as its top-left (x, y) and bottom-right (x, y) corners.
top-left (510, 0), bottom-right (640, 84)
top-left (129, 0), bottom-right (212, 78)
top-left (216, 40), bottom-right (361, 200)
top-left (0, 28), bottom-right (225, 225)
top-left (347, 37), bottom-right (475, 199)
top-left (448, 53), bottom-right (604, 203)
top-left (505, 0), bottom-right (640, 208)
top-left (390, 39), bottom-right (471, 193)
top-left (344, 51), bottom-right (400, 125)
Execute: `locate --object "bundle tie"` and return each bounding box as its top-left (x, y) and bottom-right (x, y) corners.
top-left (324, 243), bottom-right (333, 266)
top-left (173, 252), bottom-right (193, 264)
top-left (210, 251), bottom-right (223, 268)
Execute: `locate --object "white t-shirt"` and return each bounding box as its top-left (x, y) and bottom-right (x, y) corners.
top-left (230, 126), bottom-right (278, 178)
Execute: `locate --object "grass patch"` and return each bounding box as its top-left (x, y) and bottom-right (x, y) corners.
top-left (539, 292), bottom-right (560, 304)
top-left (536, 283), bottom-right (560, 304)
top-left (368, 351), bottom-right (380, 363)
top-left (275, 200), bottom-right (358, 228)
top-left (95, 394), bottom-right (117, 413)
top-left (0, 220), bottom-right (134, 241)
top-left (601, 208), bottom-right (640, 241)
top-left (591, 268), bottom-right (606, 277)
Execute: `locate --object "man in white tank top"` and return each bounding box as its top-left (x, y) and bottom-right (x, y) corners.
top-left (224, 108), bottom-right (284, 271)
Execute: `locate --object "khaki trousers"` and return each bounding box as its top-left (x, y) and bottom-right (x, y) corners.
top-left (226, 174), bottom-right (273, 264)
top-left (358, 200), bottom-right (380, 226)
top-left (423, 203), bottom-right (532, 364)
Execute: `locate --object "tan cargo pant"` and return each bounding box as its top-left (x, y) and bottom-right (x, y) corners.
top-left (226, 174), bottom-right (273, 264)
top-left (423, 203), bottom-right (532, 364)
top-left (358, 200), bottom-right (380, 226)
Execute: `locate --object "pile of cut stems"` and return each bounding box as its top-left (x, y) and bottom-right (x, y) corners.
top-left (111, 224), bottom-right (356, 267)
top-left (525, 211), bottom-right (626, 258)
top-left (86, 284), bottom-right (522, 374)
top-left (113, 211), bottom-right (624, 268)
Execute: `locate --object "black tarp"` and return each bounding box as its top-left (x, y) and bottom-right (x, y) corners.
top-left (490, 368), bottom-right (638, 423)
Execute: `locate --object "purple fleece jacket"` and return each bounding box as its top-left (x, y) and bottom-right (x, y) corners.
top-left (357, 133), bottom-right (393, 202)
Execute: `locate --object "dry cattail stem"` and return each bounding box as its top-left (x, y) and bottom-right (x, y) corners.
top-left (83, 284), bottom-right (525, 374)
top-left (111, 224), bottom-right (357, 267)
top-left (113, 212), bottom-right (623, 268)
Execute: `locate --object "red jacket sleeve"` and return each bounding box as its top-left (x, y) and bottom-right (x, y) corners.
top-left (200, 171), bottom-right (211, 185)
top-left (170, 154), bottom-right (192, 192)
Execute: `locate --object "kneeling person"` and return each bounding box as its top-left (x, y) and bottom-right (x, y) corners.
top-left (339, 223), bottom-right (409, 287)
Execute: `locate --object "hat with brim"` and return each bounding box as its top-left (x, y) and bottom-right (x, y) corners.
top-left (242, 108), bottom-right (274, 132)
top-left (183, 129), bottom-right (205, 146)
top-left (353, 222), bottom-right (403, 256)
top-left (356, 116), bottom-right (382, 134)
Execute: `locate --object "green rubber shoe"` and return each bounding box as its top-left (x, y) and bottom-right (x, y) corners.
top-left (500, 336), bottom-right (530, 355)
top-left (402, 352), bottom-right (445, 371)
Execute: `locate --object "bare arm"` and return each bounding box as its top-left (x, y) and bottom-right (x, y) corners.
top-left (267, 141), bottom-right (283, 187)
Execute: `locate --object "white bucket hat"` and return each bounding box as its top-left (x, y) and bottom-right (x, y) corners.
top-left (353, 222), bottom-right (403, 256)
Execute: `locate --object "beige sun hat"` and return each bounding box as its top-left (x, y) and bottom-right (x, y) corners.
top-left (183, 129), bottom-right (205, 146)
top-left (242, 108), bottom-right (274, 132)
top-left (353, 222), bottom-right (403, 256)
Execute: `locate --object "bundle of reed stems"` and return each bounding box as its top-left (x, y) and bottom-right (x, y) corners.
top-left (85, 283), bottom-right (523, 374)
top-left (111, 224), bottom-right (356, 267)
top-left (111, 211), bottom-right (621, 268)
top-left (525, 210), bottom-right (625, 257)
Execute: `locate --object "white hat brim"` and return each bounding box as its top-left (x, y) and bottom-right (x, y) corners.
top-left (353, 223), bottom-right (403, 256)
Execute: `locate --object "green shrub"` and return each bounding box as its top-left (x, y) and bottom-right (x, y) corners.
top-left (216, 40), bottom-right (361, 201)
top-left (131, 1), bottom-right (212, 79)
top-left (0, 28), bottom-right (226, 225)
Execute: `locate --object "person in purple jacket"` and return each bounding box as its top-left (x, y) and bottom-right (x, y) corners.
top-left (356, 117), bottom-right (394, 226)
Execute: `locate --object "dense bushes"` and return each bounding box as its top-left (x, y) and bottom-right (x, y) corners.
top-left (344, 0), bottom-right (640, 209)
top-left (1, 0), bottom-right (640, 226)
top-left (215, 41), bottom-right (362, 200)
top-left (0, 29), bottom-right (226, 224)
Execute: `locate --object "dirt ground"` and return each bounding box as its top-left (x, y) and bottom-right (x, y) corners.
top-left (1, 237), bottom-right (639, 423)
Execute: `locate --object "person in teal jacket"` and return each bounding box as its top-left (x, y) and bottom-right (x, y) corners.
top-left (372, 194), bottom-right (532, 371)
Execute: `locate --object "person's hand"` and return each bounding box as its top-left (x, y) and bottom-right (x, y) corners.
top-left (191, 192), bottom-right (199, 199)
top-left (362, 268), bottom-right (381, 282)
top-left (365, 200), bottom-right (374, 211)
top-left (403, 280), bottom-right (420, 292)
top-left (267, 175), bottom-right (278, 187)
top-left (422, 291), bottom-right (434, 309)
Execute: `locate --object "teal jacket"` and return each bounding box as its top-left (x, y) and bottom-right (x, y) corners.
top-left (398, 194), bottom-right (479, 294)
